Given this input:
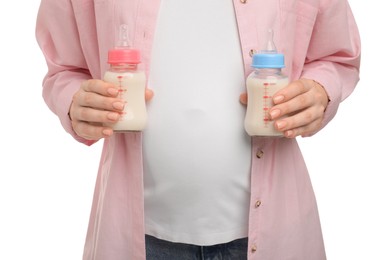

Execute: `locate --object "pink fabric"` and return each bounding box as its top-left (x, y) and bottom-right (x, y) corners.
top-left (36, 0), bottom-right (360, 259)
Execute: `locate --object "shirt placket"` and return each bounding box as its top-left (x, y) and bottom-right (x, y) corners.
top-left (232, 0), bottom-right (259, 78)
top-left (247, 137), bottom-right (270, 259)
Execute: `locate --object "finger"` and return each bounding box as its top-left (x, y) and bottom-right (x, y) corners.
top-left (72, 120), bottom-right (113, 140)
top-left (274, 106), bottom-right (323, 135)
top-left (282, 117), bottom-right (323, 138)
top-left (272, 79), bottom-right (312, 105)
top-left (270, 92), bottom-right (315, 121)
top-left (75, 90), bottom-right (125, 112)
top-left (73, 106), bottom-right (122, 123)
top-left (81, 79), bottom-right (120, 97)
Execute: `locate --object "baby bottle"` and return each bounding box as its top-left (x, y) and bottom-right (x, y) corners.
top-left (244, 29), bottom-right (288, 137)
top-left (103, 24), bottom-right (147, 132)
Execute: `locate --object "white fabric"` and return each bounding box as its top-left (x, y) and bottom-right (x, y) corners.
top-left (143, 0), bottom-right (251, 246)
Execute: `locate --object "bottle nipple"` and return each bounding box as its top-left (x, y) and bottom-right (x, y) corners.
top-left (261, 29), bottom-right (277, 54)
top-left (116, 24), bottom-right (130, 49)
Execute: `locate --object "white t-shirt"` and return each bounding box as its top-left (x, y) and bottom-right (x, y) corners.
top-left (143, 0), bottom-right (251, 246)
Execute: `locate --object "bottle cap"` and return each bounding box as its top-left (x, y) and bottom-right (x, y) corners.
top-left (251, 29), bottom-right (285, 69)
top-left (251, 53), bottom-right (285, 69)
top-left (107, 24), bottom-right (141, 64)
top-left (108, 48), bottom-right (141, 64)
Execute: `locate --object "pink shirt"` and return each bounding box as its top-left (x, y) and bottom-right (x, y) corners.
top-left (36, 0), bottom-right (361, 259)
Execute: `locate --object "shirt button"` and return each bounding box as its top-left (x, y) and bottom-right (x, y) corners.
top-left (256, 149), bottom-right (264, 159)
top-left (240, 0), bottom-right (247, 3)
top-left (251, 245), bottom-right (257, 253)
top-left (255, 200), bottom-right (261, 208)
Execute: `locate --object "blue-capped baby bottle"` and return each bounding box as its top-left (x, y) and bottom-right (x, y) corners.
top-left (244, 29), bottom-right (288, 136)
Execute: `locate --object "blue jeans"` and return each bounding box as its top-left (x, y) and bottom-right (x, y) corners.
top-left (145, 235), bottom-right (248, 260)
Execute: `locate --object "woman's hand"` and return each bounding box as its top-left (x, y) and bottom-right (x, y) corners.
top-left (69, 79), bottom-right (153, 140)
top-left (240, 78), bottom-right (329, 138)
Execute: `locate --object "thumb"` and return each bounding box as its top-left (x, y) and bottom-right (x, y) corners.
top-left (239, 92), bottom-right (248, 105)
top-left (145, 88), bottom-right (154, 101)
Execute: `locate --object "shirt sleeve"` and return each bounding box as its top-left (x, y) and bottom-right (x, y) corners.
top-left (35, 0), bottom-right (96, 146)
top-left (300, 0), bottom-right (361, 133)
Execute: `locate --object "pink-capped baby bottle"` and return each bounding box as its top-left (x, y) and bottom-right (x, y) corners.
top-left (103, 24), bottom-right (147, 132)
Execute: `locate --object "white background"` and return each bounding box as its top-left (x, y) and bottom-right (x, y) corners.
top-left (0, 1), bottom-right (388, 259)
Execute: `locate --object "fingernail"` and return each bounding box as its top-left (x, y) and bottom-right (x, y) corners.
top-left (113, 101), bottom-right (125, 110)
top-left (103, 129), bottom-right (113, 136)
top-left (273, 95), bottom-right (284, 104)
top-left (107, 112), bottom-right (119, 121)
top-left (107, 88), bottom-right (119, 96)
top-left (276, 120), bottom-right (286, 130)
top-left (269, 109), bottom-right (280, 119)
top-left (285, 130), bottom-right (294, 138)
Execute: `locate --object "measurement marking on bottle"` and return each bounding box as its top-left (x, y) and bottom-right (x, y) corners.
top-left (262, 82), bottom-right (275, 127)
top-left (117, 75), bottom-right (127, 119)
